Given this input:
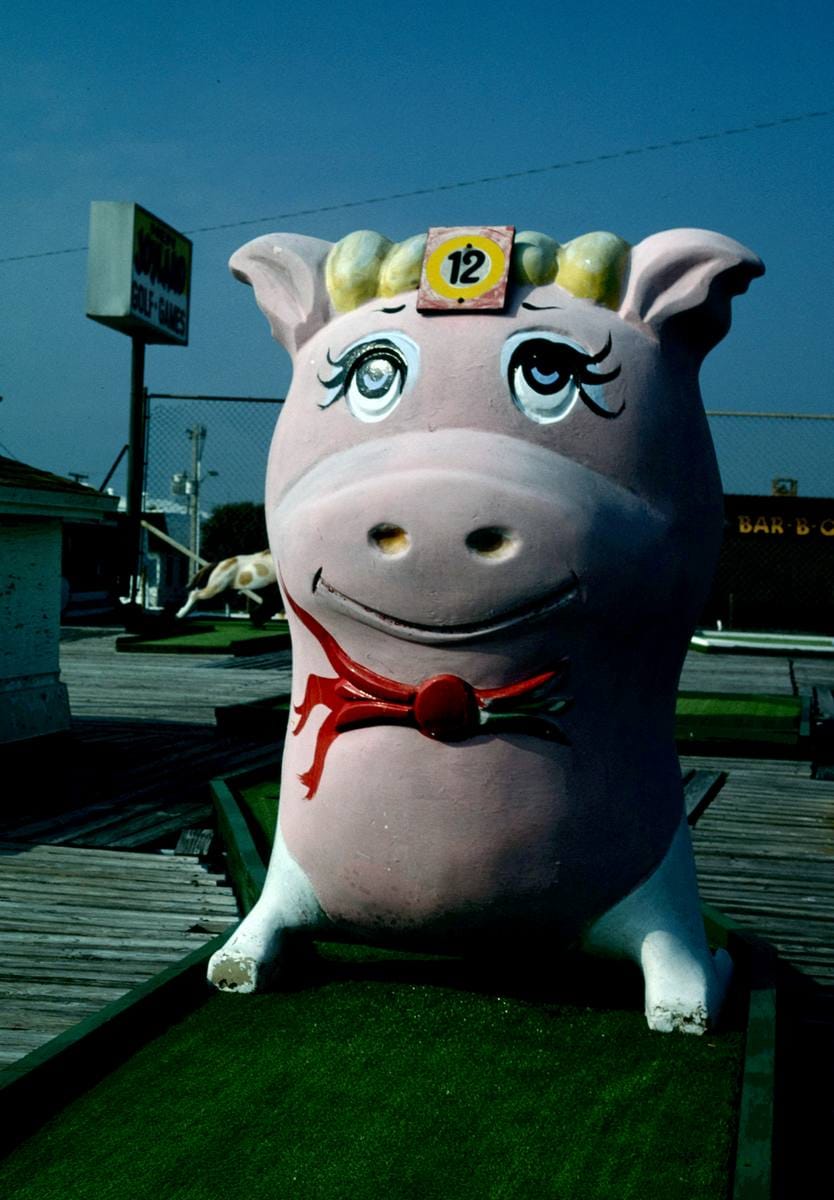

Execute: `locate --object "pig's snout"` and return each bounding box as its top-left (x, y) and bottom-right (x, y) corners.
top-left (367, 523), bottom-right (411, 556)
top-left (276, 475), bottom-right (587, 643)
top-left (368, 522), bottom-right (519, 561)
top-left (463, 527), bottom-right (518, 559)
top-left (270, 431), bottom-right (668, 643)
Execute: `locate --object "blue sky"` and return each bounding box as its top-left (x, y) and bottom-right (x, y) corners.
top-left (1, 0), bottom-right (832, 499)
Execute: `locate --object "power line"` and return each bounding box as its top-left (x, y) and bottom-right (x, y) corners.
top-left (1, 107), bottom-right (831, 265)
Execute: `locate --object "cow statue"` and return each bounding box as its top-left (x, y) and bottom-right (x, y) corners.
top-left (176, 549), bottom-right (282, 624)
top-left (208, 223), bottom-right (763, 1033)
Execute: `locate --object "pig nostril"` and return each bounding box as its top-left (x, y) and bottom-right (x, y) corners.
top-left (465, 527), bottom-right (517, 559)
top-left (369, 523), bottom-right (411, 556)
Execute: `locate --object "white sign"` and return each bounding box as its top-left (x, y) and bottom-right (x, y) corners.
top-left (86, 202), bottom-right (192, 346)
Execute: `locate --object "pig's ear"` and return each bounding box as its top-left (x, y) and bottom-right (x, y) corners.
top-left (619, 229), bottom-right (764, 359)
top-left (230, 234), bottom-right (334, 355)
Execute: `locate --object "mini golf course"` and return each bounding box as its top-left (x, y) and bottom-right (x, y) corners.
top-left (116, 616), bottom-right (290, 655)
top-left (0, 734), bottom-right (776, 1199)
top-left (675, 692), bottom-right (802, 747)
top-left (0, 942), bottom-right (750, 1200)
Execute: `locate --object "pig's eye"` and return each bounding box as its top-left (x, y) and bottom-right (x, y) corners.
top-left (318, 333), bottom-right (418, 423)
top-left (345, 349), bottom-right (405, 421)
top-left (502, 332), bottom-right (623, 424)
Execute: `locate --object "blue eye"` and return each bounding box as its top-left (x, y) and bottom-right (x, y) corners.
top-left (502, 332), bottom-right (623, 424)
top-left (510, 340), bottom-right (580, 422)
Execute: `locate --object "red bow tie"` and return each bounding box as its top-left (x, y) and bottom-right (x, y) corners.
top-left (284, 586), bottom-right (571, 800)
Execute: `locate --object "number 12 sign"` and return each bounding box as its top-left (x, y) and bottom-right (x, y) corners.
top-left (417, 226), bottom-right (515, 311)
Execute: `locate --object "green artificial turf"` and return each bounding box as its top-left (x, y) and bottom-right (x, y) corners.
top-left (242, 777), bottom-right (281, 857)
top-left (676, 692), bottom-right (799, 725)
top-left (675, 691), bottom-right (800, 743)
top-left (0, 945), bottom-right (744, 1200)
top-left (117, 619), bottom-right (289, 654)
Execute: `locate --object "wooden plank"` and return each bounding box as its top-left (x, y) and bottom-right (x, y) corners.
top-left (0, 841), bottom-right (203, 865)
top-left (679, 651), bottom-right (795, 696)
top-left (0, 868), bottom-right (222, 894)
top-left (689, 752), bottom-right (834, 990)
top-left (680, 754), bottom-right (812, 777)
top-left (0, 982), bottom-right (128, 1002)
top-left (0, 908), bottom-right (234, 936)
top-left (0, 910), bottom-right (232, 934)
top-left (0, 874), bottom-right (237, 903)
top-left (0, 1030), bottom-right (57, 1051)
top-left (0, 930), bottom-right (231, 1150)
top-left (0, 1009), bottom-right (104, 1032)
top-left (5, 804), bottom-right (212, 849)
top-left (0, 971), bottom-right (153, 992)
top-left (0, 929), bottom-right (207, 950)
top-left (175, 828), bottom-right (214, 857)
top-left (695, 858), bottom-right (834, 884)
top-left (0, 943), bottom-right (196, 964)
top-left (58, 632), bottom-right (292, 725)
top-left (0, 838), bottom-right (239, 1071)
top-left (683, 769), bottom-right (727, 825)
top-left (0, 890), bottom-right (237, 917)
top-left (0, 868), bottom-right (235, 895)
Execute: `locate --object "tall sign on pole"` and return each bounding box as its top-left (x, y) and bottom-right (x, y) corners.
top-left (86, 202), bottom-right (193, 608)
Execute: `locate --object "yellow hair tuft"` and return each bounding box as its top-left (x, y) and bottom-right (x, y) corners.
top-left (556, 232), bottom-right (631, 310)
top-left (324, 228), bottom-right (631, 311)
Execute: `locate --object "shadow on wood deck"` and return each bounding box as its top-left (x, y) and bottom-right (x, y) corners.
top-left (0, 627), bottom-right (289, 1073)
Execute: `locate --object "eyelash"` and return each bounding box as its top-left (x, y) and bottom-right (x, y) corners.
top-left (317, 340), bottom-right (401, 409)
top-left (558, 335), bottom-right (622, 417)
top-left (505, 333), bottom-right (623, 420)
top-left (316, 333), bottom-right (622, 421)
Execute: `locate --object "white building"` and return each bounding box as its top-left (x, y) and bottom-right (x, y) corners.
top-left (0, 457), bottom-right (117, 744)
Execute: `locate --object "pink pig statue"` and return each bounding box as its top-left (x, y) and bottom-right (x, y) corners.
top-left (208, 225), bottom-right (763, 1033)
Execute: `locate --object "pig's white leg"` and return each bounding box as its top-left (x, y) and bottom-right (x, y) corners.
top-left (207, 825), bottom-right (327, 993)
top-left (581, 814), bottom-right (732, 1034)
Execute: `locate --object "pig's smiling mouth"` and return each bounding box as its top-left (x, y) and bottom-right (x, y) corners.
top-left (312, 569), bottom-right (580, 643)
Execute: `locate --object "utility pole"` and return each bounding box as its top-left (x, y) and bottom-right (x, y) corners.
top-left (126, 340), bottom-right (147, 604)
top-left (85, 201), bottom-right (193, 620)
top-left (187, 424), bottom-right (207, 561)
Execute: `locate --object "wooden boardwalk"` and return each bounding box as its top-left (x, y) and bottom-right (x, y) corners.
top-left (685, 754), bottom-right (834, 986)
top-left (3, 628), bottom-right (834, 1183)
top-left (58, 628), bottom-right (292, 724)
top-left (0, 718), bottom-right (279, 849)
top-left (0, 630), bottom-right (290, 1070)
top-left (0, 843), bottom-right (237, 1066)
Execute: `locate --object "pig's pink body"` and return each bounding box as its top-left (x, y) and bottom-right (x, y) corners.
top-left (269, 292), bottom-right (720, 942)
top-left (209, 225), bottom-right (763, 1030)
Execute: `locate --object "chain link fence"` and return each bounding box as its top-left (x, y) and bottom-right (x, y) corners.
top-left (138, 401), bottom-right (834, 629)
top-left (141, 396), bottom-right (281, 610)
top-left (707, 411), bottom-right (834, 499)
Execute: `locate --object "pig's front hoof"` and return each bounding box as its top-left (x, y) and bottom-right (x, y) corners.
top-left (208, 949), bottom-right (264, 993)
top-left (645, 947), bottom-right (733, 1035)
top-left (646, 1001), bottom-right (709, 1035)
top-left (207, 931), bottom-right (284, 993)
